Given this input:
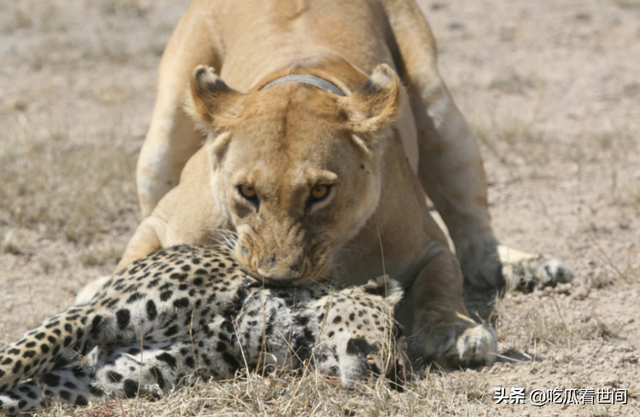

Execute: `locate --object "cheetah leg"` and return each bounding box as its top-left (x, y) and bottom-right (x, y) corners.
top-left (0, 366), bottom-right (101, 415)
top-left (498, 245), bottom-right (573, 292)
top-left (94, 318), bottom-right (241, 398)
top-left (0, 328), bottom-right (241, 414)
top-left (0, 305), bottom-right (90, 392)
top-left (0, 299), bottom-right (124, 393)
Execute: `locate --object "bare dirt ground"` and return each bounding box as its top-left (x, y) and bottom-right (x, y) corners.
top-left (0, 0), bottom-right (638, 415)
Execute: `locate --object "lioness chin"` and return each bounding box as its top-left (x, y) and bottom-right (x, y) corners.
top-left (79, 0), bottom-right (572, 370)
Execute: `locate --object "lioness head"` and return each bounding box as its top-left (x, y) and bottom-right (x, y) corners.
top-left (187, 62), bottom-right (400, 285)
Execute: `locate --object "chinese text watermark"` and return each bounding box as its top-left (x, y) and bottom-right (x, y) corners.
top-left (494, 387), bottom-right (628, 407)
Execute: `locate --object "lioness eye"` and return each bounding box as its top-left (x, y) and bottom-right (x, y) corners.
top-left (310, 185), bottom-right (330, 201)
top-left (239, 185), bottom-right (257, 200)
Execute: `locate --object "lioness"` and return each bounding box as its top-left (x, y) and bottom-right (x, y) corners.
top-left (81, 0), bottom-right (572, 368)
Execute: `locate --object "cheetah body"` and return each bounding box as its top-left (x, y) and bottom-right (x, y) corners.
top-left (0, 245), bottom-right (405, 414)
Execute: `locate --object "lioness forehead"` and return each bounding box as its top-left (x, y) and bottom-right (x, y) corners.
top-left (221, 86), bottom-right (362, 173)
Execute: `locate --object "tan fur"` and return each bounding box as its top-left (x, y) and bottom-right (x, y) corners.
top-left (83, 0), bottom-right (573, 368)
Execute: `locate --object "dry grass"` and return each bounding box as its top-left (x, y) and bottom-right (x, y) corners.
top-left (0, 116), bottom-right (137, 247)
top-left (34, 370), bottom-right (498, 417)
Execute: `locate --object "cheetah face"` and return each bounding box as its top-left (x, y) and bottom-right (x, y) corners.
top-left (312, 276), bottom-right (407, 388)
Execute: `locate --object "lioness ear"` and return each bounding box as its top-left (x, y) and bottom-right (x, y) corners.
top-left (339, 64), bottom-right (401, 136)
top-left (186, 65), bottom-right (244, 129)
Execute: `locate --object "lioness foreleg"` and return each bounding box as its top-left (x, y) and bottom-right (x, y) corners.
top-left (137, 0), bottom-right (220, 217)
top-left (385, 0), bottom-right (571, 290)
top-left (404, 248), bottom-right (497, 369)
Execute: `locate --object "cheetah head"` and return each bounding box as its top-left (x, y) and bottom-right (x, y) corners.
top-left (314, 276), bottom-right (407, 389)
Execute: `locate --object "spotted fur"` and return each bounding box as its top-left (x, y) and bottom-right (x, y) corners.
top-left (0, 245), bottom-right (405, 415)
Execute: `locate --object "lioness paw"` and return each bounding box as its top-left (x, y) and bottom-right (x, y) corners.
top-left (410, 321), bottom-right (497, 370)
top-left (447, 324), bottom-right (497, 369)
top-left (498, 245), bottom-right (573, 292)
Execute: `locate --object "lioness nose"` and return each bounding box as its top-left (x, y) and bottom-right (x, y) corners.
top-left (257, 264), bottom-right (304, 281)
top-left (256, 254), bottom-right (305, 281)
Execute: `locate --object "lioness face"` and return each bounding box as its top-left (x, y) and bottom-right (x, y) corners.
top-left (188, 65), bottom-right (400, 285)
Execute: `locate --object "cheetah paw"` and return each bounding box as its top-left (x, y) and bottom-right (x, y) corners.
top-left (498, 245), bottom-right (573, 292)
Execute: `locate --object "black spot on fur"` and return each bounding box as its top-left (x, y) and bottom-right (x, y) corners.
top-left (185, 356), bottom-right (195, 368)
top-left (173, 298), bottom-right (189, 309)
top-left (42, 373), bottom-right (60, 387)
top-left (294, 315), bottom-right (310, 327)
top-left (164, 325), bottom-right (179, 337)
top-left (146, 300), bottom-right (158, 321)
top-left (150, 367), bottom-right (166, 389)
top-left (127, 293), bottom-right (144, 304)
top-left (90, 315), bottom-right (103, 336)
top-left (22, 350), bottom-right (36, 358)
top-left (107, 371), bottom-right (123, 383)
top-left (44, 320), bottom-right (60, 329)
top-left (116, 309), bottom-right (131, 330)
top-left (75, 395), bottom-right (89, 406)
top-left (12, 360), bottom-right (22, 374)
top-left (72, 367), bottom-right (87, 378)
top-left (160, 291), bottom-right (173, 302)
top-left (123, 379), bottom-right (139, 399)
top-left (222, 352), bottom-right (240, 371)
top-left (157, 353), bottom-right (177, 369)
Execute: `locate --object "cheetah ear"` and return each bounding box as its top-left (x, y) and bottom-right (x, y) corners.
top-left (362, 275), bottom-right (404, 307)
top-left (185, 65), bottom-right (245, 130)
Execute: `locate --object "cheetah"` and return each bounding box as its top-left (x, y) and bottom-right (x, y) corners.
top-left (0, 245), bottom-right (406, 415)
